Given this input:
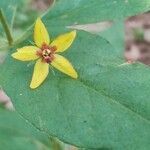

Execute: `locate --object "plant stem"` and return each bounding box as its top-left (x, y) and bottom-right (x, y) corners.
top-left (50, 137), bottom-right (64, 150)
top-left (0, 9), bottom-right (13, 46)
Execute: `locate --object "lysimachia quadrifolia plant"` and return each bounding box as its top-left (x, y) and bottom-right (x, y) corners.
top-left (12, 18), bottom-right (78, 89)
top-left (0, 0), bottom-right (150, 150)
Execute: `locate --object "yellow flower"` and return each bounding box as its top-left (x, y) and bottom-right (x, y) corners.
top-left (12, 18), bottom-right (78, 89)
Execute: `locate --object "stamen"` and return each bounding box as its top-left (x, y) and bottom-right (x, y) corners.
top-left (36, 49), bottom-right (43, 57)
top-left (36, 43), bottom-right (57, 63)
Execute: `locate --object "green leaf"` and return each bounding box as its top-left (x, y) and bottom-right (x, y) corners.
top-left (0, 31), bottom-right (150, 149)
top-left (43, 0), bottom-right (150, 34)
top-left (0, 108), bottom-right (52, 150)
top-left (13, 0), bottom-right (150, 47)
top-left (1, 0), bottom-right (150, 149)
top-left (99, 21), bottom-right (125, 55)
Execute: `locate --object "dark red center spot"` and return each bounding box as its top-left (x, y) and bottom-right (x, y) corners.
top-left (36, 43), bottom-right (57, 63)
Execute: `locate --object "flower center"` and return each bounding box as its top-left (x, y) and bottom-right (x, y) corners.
top-left (37, 44), bottom-right (57, 63)
top-left (42, 49), bottom-right (51, 57)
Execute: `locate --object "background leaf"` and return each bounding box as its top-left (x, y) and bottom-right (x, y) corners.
top-left (0, 108), bottom-right (52, 150)
top-left (43, 0), bottom-right (150, 34)
top-left (0, 0), bottom-right (23, 32)
top-left (0, 0), bottom-right (39, 48)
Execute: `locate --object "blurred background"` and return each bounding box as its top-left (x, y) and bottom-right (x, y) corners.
top-left (0, 0), bottom-right (150, 109)
top-left (125, 12), bottom-right (150, 64)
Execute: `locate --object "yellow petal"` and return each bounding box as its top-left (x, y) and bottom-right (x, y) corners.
top-left (30, 59), bottom-right (49, 89)
top-left (12, 46), bottom-right (39, 61)
top-left (51, 54), bottom-right (78, 79)
top-left (34, 18), bottom-right (50, 48)
top-left (50, 30), bottom-right (76, 53)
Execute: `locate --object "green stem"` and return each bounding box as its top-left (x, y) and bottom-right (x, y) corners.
top-left (0, 9), bottom-right (13, 46)
top-left (50, 137), bottom-right (64, 150)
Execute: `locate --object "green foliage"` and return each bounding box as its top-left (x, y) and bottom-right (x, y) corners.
top-left (0, 0), bottom-right (38, 47)
top-left (0, 0), bottom-right (23, 22)
top-left (43, 0), bottom-right (150, 34)
top-left (0, 0), bottom-right (23, 33)
top-left (0, 0), bottom-right (22, 47)
top-left (0, 108), bottom-right (52, 150)
top-left (0, 0), bottom-right (150, 150)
